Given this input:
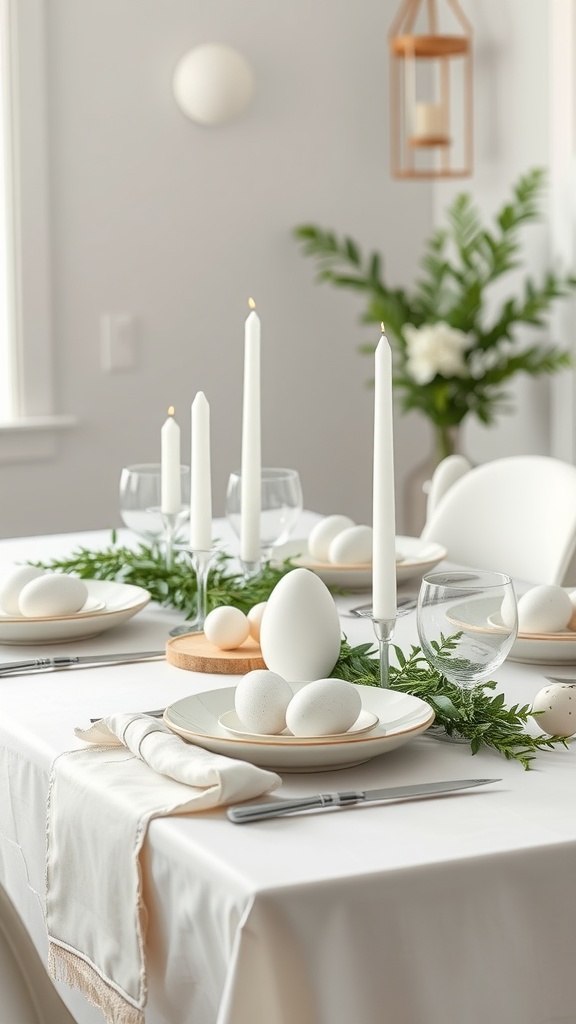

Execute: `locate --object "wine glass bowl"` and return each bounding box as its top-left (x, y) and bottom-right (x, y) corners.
top-left (225, 467), bottom-right (303, 561)
top-left (416, 570), bottom-right (518, 691)
top-left (119, 463), bottom-right (190, 544)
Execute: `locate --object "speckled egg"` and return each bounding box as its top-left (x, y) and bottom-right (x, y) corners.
top-left (531, 683), bottom-right (576, 737)
top-left (234, 669), bottom-right (293, 734)
top-left (285, 678), bottom-right (362, 737)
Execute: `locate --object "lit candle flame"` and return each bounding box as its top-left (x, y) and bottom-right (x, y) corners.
top-left (380, 322), bottom-right (386, 334)
top-left (248, 297), bottom-right (256, 310)
top-left (168, 406), bottom-right (175, 416)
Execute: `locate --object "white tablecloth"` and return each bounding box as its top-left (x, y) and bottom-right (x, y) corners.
top-left (0, 523), bottom-right (575, 1024)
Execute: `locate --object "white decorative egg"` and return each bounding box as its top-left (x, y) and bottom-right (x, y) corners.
top-left (328, 525), bottom-right (373, 565)
top-left (285, 678), bottom-right (362, 736)
top-left (204, 606), bottom-right (250, 650)
top-left (234, 669), bottom-right (293, 734)
top-left (0, 566), bottom-right (46, 615)
top-left (308, 515), bottom-right (355, 562)
top-left (259, 567), bottom-right (342, 682)
top-left (531, 683), bottom-right (576, 737)
top-left (516, 585), bottom-right (572, 634)
top-left (18, 573), bottom-right (88, 618)
top-left (247, 602), bottom-right (267, 643)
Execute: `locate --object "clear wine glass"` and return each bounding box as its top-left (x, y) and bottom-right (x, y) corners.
top-left (225, 467), bottom-right (303, 562)
top-left (119, 463), bottom-right (190, 547)
top-left (417, 570), bottom-right (518, 714)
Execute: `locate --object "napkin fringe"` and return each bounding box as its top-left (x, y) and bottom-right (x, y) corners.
top-left (48, 940), bottom-right (144, 1024)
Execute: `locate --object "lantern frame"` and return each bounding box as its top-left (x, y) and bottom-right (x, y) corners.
top-left (389, 0), bottom-right (473, 179)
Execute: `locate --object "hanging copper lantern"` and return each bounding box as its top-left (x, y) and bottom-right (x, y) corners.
top-left (389, 0), bottom-right (473, 179)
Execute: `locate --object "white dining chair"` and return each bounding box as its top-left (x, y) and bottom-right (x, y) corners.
top-left (425, 453), bottom-right (472, 521)
top-left (420, 454), bottom-right (576, 586)
top-left (0, 883), bottom-right (78, 1024)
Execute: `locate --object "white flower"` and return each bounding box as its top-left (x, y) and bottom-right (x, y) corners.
top-left (403, 322), bottom-right (473, 385)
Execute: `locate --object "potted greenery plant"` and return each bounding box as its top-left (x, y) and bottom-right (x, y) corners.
top-left (294, 168), bottom-right (576, 465)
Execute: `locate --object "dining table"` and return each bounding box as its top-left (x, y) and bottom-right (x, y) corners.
top-left (0, 516), bottom-right (575, 1024)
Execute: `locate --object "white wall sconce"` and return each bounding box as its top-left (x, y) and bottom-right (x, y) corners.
top-left (172, 44), bottom-right (255, 127)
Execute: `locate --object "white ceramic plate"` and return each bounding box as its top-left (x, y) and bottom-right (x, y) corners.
top-left (273, 536), bottom-right (447, 589)
top-left (164, 687), bottom-right (435, 772)
top-left (218, 708), bottom-right (380, 743)
top-left (448, 599), bottom-right (576, 665)
top-left (0, 580), bottom-right (151, 645)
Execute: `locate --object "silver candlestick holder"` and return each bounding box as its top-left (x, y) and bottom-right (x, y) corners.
top-left (169, 547), bottom-right (218, 638)
top-left (355, 606), bottom-right (397, 687)
top-left (371, 616), bottom-right (396, 688)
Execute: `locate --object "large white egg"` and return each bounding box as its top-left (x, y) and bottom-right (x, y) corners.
top-left (308, 515), bottom-right (355, 562)
top-left (234, 669), bottom-right (293, 734)
top-left (0, 566), bottom-right (46, 615)
top-left (204, 606), bottom-right (250, 650)
top-left (259, 568), bottom-right (342, 682)
top-left (328, 525), bottom-right (373, 565)
top-left (285, 678), bottom-right (362, 736)
top-left (516, 585), bottom-right (572, 634)
top-left (531, 683), bottom-right (576, 737)
top-left (18, 573), bottom-right (88, 618)
top-left (247, 602), bottom-right (267, 643)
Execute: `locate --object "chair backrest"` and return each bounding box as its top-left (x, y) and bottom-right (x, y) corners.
top-left (425, 453), bottom-right (472, 521)
top-left (420, 455), bottom-right (576, 585)
top-left (0, 883), bottom-right (77, 1024)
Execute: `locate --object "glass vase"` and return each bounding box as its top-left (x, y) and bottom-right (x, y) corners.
top-left (404, 424), bottom-right (463, 537)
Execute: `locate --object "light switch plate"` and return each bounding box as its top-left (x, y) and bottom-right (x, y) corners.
top-left (101, 313), bottom-right (136, 371)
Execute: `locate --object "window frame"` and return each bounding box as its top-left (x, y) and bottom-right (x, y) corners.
top-left (0, 0), bottom-right (74, 462)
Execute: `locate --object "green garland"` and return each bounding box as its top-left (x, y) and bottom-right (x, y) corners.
top-left (34, 534), bottom-right (568, 769)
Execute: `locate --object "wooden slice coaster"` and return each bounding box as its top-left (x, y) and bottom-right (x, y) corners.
top-left (165, 632), bottom-right (266, 674)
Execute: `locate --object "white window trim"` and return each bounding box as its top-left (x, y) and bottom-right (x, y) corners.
top-left (549, 0), bottom-right (576, 464)
top-left (0, 0), bottom-right (75, 462)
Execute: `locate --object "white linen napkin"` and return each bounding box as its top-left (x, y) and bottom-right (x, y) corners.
top-left (46, 713), bottom-right (281, 1024)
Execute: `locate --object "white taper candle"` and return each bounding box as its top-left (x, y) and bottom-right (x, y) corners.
top-left (372, 329), bottom-right (397, 620)
top-left (161, 407), bottom-right (181, 515)
top-left (190, 391), bottom-right (212, 550)
top-left (240, 298), bottom-right (261, 563)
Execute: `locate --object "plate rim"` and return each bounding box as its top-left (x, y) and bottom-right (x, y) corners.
top-left (164, 686), bottom-right (435, 749)
top-left (217, 708), bottom-right (381, 745)
top-left (0, 579), bottom-right (150, 625)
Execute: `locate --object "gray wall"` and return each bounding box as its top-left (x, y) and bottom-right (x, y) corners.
top-left (1, 0), bottom-right (566, 539)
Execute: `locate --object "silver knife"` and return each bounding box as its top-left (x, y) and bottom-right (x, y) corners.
top-left (0, 650), bottom-right (165, 676)
top-left (227, 778), bottom-right (500, 824)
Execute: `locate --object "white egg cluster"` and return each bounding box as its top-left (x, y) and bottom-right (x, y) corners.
top-left (307, 515), bottom-right (372, 565)
top-left (501, 584), bottom-right (576, 635)
top-left (0, 566), bottom-right (88, 618)
top-left (203, 601), bottom-right (266, 650)
top-left (234, 669), bottom-right (362, 737)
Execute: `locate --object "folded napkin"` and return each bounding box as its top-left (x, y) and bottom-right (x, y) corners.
top-left (46, 713), bottom-right (281, 1024)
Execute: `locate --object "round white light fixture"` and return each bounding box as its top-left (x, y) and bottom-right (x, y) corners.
top-left (172, 44), bottom-right (255, 127)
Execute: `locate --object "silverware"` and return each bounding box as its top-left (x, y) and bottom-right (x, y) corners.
top-left (0, 650), bottom-right (165, 676)
top-left (227, 777), bottom-right (501, 824)
top-left (89, 708), bottom-right (165, 723)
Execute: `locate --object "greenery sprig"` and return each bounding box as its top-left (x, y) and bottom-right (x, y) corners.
top-left (334, 638), bottom-right (568, 770)
top-left (294, 168), bottom-right (576, 443)
top-left (34, 537), bottom-right (568, 769)
top-left (33, 532), bottom-right (295, 618)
